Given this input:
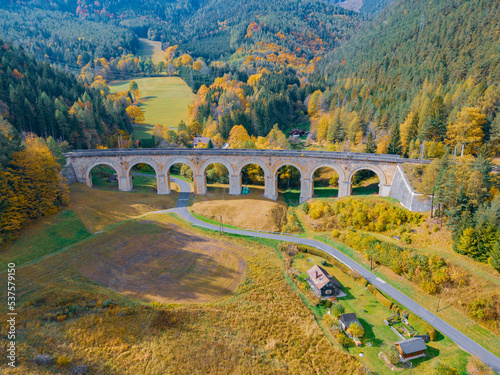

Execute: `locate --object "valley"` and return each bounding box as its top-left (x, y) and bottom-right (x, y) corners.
top-left (0, 0), bottom-right (499, 373)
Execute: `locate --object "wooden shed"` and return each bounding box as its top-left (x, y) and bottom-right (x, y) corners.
top-left (394, 337), bottom-right (427, 361)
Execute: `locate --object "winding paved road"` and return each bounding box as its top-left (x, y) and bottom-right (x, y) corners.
top-left (169, 177), bottom-right (500, 372)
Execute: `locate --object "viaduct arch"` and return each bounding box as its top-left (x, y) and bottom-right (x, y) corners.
top-left (68, 149), bottom-right (431, 212)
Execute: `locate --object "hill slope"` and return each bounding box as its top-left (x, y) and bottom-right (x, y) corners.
top-left (318, 0), bottom-right (500, 136)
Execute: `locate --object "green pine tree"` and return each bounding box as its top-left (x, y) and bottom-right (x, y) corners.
top-left (489, 241), bottom-right (500, 272)
top-left (388, 124), bottom-right (402, 155)
top-left (365, 132), bottom-right (376, 153)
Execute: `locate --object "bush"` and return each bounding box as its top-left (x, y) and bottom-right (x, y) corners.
top-left (102, 300), bottom-right (116, 308)
top-left (57, 315), bottom-right (67, 322)
top-left (376, 293), bottom-right (394, 310)
top-left (331, 303), bottom-right (345, 317)
top-left (384, 345), bottom-right (401, 365)
top-left (367, 285), bottom-right (377, 295)
top-left (34, 354), bottom-right (53, 366)
top-left (302, 202), bottom-right (310, 214)
top-left (56, 356), bottom-right (72, 367)
top-left (466, 356), bottom-right (495, 375)
top-left (433, 363), bottom-right (458, 375)
top-left (332, 229), bottom-right (340, 238)
top-left (357, 277), bottom-right (369, 287)
top-left (325, 300), bottom-right (332, 308)
top-left (426, 324), bottom-right (437, 341)
top-left (335, 331), bottom-right (351, 348)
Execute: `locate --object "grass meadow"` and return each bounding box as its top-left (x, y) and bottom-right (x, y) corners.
top-left (0, 213), bottom-right (366, 374)
top-left (137, 38), bottom-right (165, 65)
top-left (109, 76), bottom-right (195, 136)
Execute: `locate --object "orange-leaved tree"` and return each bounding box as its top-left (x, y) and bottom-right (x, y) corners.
top-left (0, 134), bottom-right (69, 247)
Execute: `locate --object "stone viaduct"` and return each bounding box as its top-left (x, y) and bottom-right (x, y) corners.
top-left (65, 149), bottom-right (431, 212)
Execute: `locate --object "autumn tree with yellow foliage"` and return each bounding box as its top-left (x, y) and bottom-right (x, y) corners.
top-left (0, 134), bottom-right (69, 247)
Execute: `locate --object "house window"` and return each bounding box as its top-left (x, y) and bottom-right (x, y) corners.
top-left (325, 290), bottom-right (332, 294)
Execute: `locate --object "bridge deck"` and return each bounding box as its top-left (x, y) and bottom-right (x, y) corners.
top-left (66, 148), bottom-right (431, 164)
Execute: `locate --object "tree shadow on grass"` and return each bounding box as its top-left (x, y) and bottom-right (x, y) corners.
top-left (352, 183), bottom-right (379, 196)
top-left (358, 317), bottom-right (384, 348)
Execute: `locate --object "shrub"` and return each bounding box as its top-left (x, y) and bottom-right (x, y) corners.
top-left (402, 234), bottom-right (413, 244)
top-left (150, 309), bottom-right (184, 331)
top-left (433, 225), bottom-right (440, 232)
top-left (433, 363), bottom-right (458, 375)
top-left (34, 354), bottom-right (53, 366)
top-left (102, 300), bottom-right (116, 308)
top-left (367, 285), bottom-right (377, 295)
top-left (331, 303), bottom-right (345, 317)
top-left (426, 324), bottom-right (437, 341)
top-left (384, 345), bottom-right (400, 365)
top-left (331, 229), bottom-right (340, 238)
top-left (466, 356), bottom-right (495, 375)
top-left (56, 356), bottom-right (71, 367)
top-left (347, 322), bottom-right (364, 338)
top-left (57, 315), bottom-right (67, 322)
top-left (321, 260), bottom-right (333, 267)
top-left (335, 331), bottom-right (351, 348)
top-left (325, 300), bottom-right (332, 308)
top-left (302, 202), bottom-right (310, 214)
top-left (357, 277), bottom-right (369, 287)
top-left (376, 293), bottom-right (394, 310)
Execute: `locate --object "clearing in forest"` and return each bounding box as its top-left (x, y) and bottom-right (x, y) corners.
top-left (109, 76), bottom-right (195, 136)
top-left (136, 38), bottom-right (165, 64)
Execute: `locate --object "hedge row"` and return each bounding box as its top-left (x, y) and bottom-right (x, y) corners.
top-left (375, 291), bottom-right (394, 310)
top-left (356, 277), bottom-right (369, 287)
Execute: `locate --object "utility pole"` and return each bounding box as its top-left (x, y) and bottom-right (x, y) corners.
top-left (219, 215), bottom-right (223, 235)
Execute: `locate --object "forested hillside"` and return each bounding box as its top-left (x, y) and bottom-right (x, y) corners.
top-left (0, 40), bottom-right (132, 148)
top-left (314, 0), bottom-right (499, 157)
top-left (0, 6), bottom-right (138, 67)
top-left (7, 0), bottom-right (365, 60)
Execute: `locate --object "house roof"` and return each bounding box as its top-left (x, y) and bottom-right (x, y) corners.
top-left (339, 313), bottom-right (361, 329)
top-left (394, 338), bottom-right (427, 354)
top-left (193, 137), bottom-right (211, 146)
top-left (307, 265), bottom-right (341, 290)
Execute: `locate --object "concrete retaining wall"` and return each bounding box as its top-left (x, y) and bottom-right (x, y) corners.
top-left (389, 165), bottom-right (431, 212)
top-left (61, 163), bottom-right (78, 184)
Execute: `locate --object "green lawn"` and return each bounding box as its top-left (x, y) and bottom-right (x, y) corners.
top-left (136, 38), bottom-right (164, 65)
top-left (109, 76), bottom-right (195, 136)
top-left (0, 210), bottom-right (90, 267)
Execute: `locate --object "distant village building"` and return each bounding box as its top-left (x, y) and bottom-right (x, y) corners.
top-left (307, 265), bottom-right (342, 297)
top-left (222, 142), bottom-right (230, 149)
top-left (289, 128), bottom-right (308, 137)
top-left (193, 137), bottom-right (211, 148)
top-left (394, 337), bottom-right (427, 361)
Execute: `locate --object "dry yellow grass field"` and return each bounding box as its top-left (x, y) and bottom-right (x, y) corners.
top-left (69, 183), bottom-right (179, 232)
top-left (0, 214), bottom-right (365, 374)
top-left (75, 220), bottom-right (246, 303)
top-left (190, 185), bottom-right (288, 231)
